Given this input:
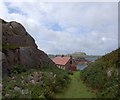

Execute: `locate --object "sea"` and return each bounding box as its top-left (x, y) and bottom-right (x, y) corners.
top-left (77, 57), bottom-right (99, 70)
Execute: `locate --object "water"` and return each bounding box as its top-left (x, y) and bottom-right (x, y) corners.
top-left (84, 57), bottom-right (99, 62)
top-left (77, 57), bottom-right (99, 70)
top-left (77, 64), bottom-right (87, 70)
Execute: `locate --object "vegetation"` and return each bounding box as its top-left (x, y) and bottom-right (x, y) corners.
top-left (2, 44), bottom-right (19, 54)
top-left (2, 65), bottom-right (70, 99)
top-left (9, 65), bottom-right (27, 75)
top-left (81, 48), bottom-right (119, 98)
top-left (54, 71), bottom-right (95, 98)
top-left (67, 52), bottom-right (87, 58)
top-left (2, 47), bottom-right (119, 99)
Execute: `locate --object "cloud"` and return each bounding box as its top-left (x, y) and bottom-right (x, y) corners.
top-left (0, 1), bottom-right (118, 55)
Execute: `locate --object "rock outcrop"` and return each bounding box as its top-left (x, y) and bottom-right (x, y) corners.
top-left (1, 19), bottom-right (55, 77)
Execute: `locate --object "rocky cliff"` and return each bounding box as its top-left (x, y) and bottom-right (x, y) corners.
top-left (1, 19), bottom-right (55, 77)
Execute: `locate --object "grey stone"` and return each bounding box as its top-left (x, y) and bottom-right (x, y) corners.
top-left (33, 72), bottom-right (39, 82)
top-left (5, 94), bottom-right (10, 97)
top-left (53, 74), bottom-right (57, 78)
top-left (27, 75), bottom-right (33, 81)
top-left (31, 80), bottom-right (35, 84)
top-left (21, 76), bottom-right (24, 79)
top-left (21, 89), bottom-right (29, 95)
top-left (11, 76), bottom-right (16, 80)
top-left (14, 86), bottom-right (21, 92)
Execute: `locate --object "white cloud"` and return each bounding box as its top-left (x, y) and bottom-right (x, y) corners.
top-left (0, 1), bottom-right (118, 55)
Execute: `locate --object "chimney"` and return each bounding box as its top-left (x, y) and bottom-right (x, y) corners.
top-left (70, 55), bottom-right (72, 64)
top-left (70, 55), bottom-right (72, 59)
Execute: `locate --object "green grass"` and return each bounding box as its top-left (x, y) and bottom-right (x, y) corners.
top-left (54, 71), bottom-right (96, 98)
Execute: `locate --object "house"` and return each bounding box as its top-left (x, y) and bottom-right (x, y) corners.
top-left (52, 55), bottom-right (76, 71)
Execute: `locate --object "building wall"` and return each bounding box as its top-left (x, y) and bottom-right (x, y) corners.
top-left (57, 64), bottom-right (65, 70)
top-left (65, 57), bottom-right (73, 70)
top-left (65, 60), bottom-right (71, 70)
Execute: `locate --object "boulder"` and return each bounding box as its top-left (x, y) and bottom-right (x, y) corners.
top-left (33, 72), bottom-right (39, 82)
top-left (21, 89), bottom-right (29, 95)
top-left (14, 86), bottom-right (21, 92)
top-left (31, 80), bottom-right (35, 84)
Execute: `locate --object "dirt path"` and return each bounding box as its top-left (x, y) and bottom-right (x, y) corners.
top-left (54, 71), bottom-right (96, 98)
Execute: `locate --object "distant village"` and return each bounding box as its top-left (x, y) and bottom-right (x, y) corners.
top-left (51, 55), bottom-right (91, 71)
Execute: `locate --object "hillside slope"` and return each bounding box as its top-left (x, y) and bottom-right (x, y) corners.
top-left (81, 48), bottom-right (119, 98)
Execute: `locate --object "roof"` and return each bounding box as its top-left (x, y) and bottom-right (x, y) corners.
top-left (52, 56), bottom-right (71, 66)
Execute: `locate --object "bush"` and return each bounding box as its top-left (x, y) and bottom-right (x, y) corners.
top-left (10, 65), bottom-right (27, 75)
top-left (3, 65), bottom-right (70, 98)
top-left (80, 48), bottom-right (120, 98)
top-left (68, 71), bottom-right (73, 75)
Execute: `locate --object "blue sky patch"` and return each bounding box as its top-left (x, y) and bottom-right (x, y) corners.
top-left (5, 2), bottom-right (27, 16)
top-left (45, 22), bottom-right (63, 32)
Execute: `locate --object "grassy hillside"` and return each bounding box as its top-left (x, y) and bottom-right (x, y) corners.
top-left (2, 65), bottom-right (70, 99)
top-left (80, 48), bottom-right (119, 98)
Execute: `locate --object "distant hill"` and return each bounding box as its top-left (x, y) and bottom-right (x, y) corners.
top-left (48, 52), bottom-right (100, 59)
top-left (66, 52), bottom-right (86, 58)
top-left (81, 48), bottom-right (119, 98)
top-left (48, 54), bottom-right (55, 59)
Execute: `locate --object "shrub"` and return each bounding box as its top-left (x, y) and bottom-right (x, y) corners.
top-left (10, 65), bottom-right (27, 75)
top-left (3, 64), bottom-right (70, 98)
top-left (80, 48), bottom-right (120, 98)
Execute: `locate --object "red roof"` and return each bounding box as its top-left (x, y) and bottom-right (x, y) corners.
top-left (52, 57), bottom-right (70, 65)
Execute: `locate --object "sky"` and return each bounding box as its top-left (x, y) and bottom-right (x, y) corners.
top-left (0, 0), bottom-right (118, 55)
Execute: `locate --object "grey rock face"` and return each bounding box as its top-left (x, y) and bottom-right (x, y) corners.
top-left (0, 52), bottom-right (2, 80)
top-left (1, 19), bottom-right (55, 77)
top-left (1, 52), bottom-right (8, 77)
top-left (0, 83), bottom-right (2, 93)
